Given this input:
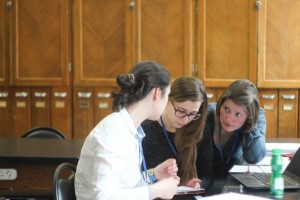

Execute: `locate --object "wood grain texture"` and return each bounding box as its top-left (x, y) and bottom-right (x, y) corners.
top-left (258, 0), bottom-right (300, 88)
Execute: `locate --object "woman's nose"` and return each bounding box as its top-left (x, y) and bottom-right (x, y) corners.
top-left (226, 113), bottom-right (235, 122)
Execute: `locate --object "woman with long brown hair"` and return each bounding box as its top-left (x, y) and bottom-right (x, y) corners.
top-left (142, 76), bottom-right (213, 189)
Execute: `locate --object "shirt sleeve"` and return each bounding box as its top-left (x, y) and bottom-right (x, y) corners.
top-left (242, 108), bottom-right (267, 164)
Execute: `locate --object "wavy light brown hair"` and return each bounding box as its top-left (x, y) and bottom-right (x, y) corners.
top-left (169, 76), bottom-right (208, 185)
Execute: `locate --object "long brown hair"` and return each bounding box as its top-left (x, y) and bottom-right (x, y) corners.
top-left (169, 76), bottom-right (208, 185)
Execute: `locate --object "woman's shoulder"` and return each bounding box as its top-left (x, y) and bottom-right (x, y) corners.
top-left (208, 102), bottom-right (217, 111)
top-left (141, 119), bottom-right (159, 132)
top-left (206, 103), bottom-right (216, 120)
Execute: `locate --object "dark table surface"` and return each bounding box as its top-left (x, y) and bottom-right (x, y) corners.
top-left (0, 137), bottom-right (84, 164)
top-left (0, 138), bottom-right (84, 198)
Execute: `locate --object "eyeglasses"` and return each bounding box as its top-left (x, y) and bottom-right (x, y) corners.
top-left (170, 100), bottom-right (201, 121)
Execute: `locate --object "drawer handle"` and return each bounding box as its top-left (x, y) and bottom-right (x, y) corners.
top-left (34, 92), bottom-right (47, 98)
top-left (15, 92), bottom-right (28, 97)
top-left (262, 94), bottom-right (275, 99)
top-left (97, 93), bottom-right (111, 98)
top-left (263, 104), bottom-right (274, 110)
top-left (207, 93), bottom-right (214, 99)
top-left (78, 92), bottom-right (92, 98)
top-left (283, 104), bottom-right (293, 111)
top-left (282, 95), bottom-right (295, 100)
top-left (129, 1), bottom-right (135, 11)
top-left (98, 102), bottom-right (109, 109)
top-left (0, 92), bottom-right (8, 98)
top-left (6, 0), bottom-right (12, 9)
top-left (54, 92), bottom-right (67, 98)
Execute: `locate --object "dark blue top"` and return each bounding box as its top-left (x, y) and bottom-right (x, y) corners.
top-left (142, 120), bottom-right (213, 189)
top-left (205, 103), bottom-right (267, 178)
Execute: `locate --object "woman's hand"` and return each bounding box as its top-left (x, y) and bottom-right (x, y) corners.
top-left (186, 178), bottom-right (201, 188)
top-left (150, 176), bottom-right (180, 199)
top-left (154, 158), bottom-right (178, 180)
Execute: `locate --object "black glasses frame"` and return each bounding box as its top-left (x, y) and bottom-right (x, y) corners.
top-left (170, 100), bottom-right (201, 121)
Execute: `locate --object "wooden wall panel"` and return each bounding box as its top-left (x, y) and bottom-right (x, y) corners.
top-left (0, 0), bottom-right (9, 86)
top-left (135, 0), bottom-right (194, 78)
top-left (94, 87), bottom-right (118, 125)
top-left (257, 0), bottom-right (300, 88)
top-left (198, 0), bottom-right (257, 87)
top-left (11, 0), bottom-right (70, 86)
top-left (12, 87), bottom-right (31, 137)
top-left (31, 87), bottom-right (51, 128)
top-left (73, 87), bottom-right (94, 138)
top-left (0, 88), bottom-right (12, 137)
top-left (73, 0), bottom-right (129, 86)
top-left (51, 87), bottom-right (72, 138)
top-left (278, 90), bottom-right (298, 138)
top-left (259, 89), bottom-right (278, 138)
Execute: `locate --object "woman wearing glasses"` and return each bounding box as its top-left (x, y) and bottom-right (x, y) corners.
top-left (142, 76), bottom-right (213, 190)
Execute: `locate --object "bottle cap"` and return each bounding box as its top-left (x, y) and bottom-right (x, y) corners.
top-left (272, 149), bottom-right (282, 155)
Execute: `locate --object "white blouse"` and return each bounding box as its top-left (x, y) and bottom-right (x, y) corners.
top-left (75, 108), bottom-right (150, 200)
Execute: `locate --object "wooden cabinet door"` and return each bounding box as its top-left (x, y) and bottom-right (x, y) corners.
top-left (51, 87), bottom-right (72, 138)
top-left (12, 87), bottom-right (31, 137)
top-left (73, 0), bottom-right (131, 86)
top-left (11, 0), bottom-right (70, 86)
top-left (132, 0), bottom-right (194, 78)
top-left (0, 88), bottom-right (12, 137)
top-left (0, 0), bottom-right (9, 86)
top-left (197, 0), bottom-right (257, 87)
top-left (259, 89), bottom-right (278, 138)
top-left (73, 87), bottom-right (94, 138)
top-left (257, 0), bottom-right (300, 88)
top-left (278, 90), bottom-right (298, 138)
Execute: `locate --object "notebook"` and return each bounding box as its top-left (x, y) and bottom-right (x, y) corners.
top-left (231, 147), bottom-right (300, 189)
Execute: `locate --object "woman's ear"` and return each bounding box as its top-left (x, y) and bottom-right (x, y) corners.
top-left (153, 87), bottom-right (161, 101)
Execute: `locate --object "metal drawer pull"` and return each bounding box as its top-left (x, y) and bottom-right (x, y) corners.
top-left (54, 92), bottom-right (67, 98)
top-left (79, 102), bottom-right (89, 108)
top-left (34, 92), bottom-right (47, 97)
top-left (207, 93), bottom-right (214, 99)
top-left (15, 92), bottom-right (28, 97)
top-left (262, 94), bottom-right (275, 99)
top-left (263, 104), bottom-right (274, 110)
top-left (282, 95), bottom-right (295, 100)
top-left (98, 102), bottom-right (109, 109)
top-left (0, 92), bottom-right (8, 98)
top-left (282, 104), bottom-right (293, 111)
top-left (6, 0), bottom-right (12, 9)
top-left (97, 93), bottom-right (111, 98)
top-left (129, 1), bottom-right (135, 11)
top-left (78, 92), bottom-right (92, 98)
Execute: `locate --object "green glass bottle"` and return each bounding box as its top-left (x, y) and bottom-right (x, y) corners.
top-left (270, 149), bottom-right (284, 198)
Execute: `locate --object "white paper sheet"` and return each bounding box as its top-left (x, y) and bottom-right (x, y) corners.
top-left (229, 165), bottom-right (272, 173)
top-left (199, 192), bottom-right (271, 199)
top-left (266, 143), bottom-right (300, 151)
